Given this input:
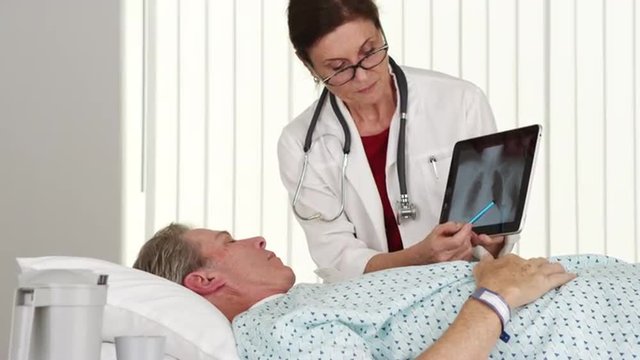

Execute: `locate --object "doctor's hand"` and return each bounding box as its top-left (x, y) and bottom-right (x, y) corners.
top-left (365, 222), bottom-right (474, 273)
top-left (412, 222), bottom-right (475, 264)
top-left (471, 233), bottom-right (505, 258)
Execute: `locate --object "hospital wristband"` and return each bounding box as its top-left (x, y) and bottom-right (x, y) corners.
top-left (469, 287), bottom-right (511, 343)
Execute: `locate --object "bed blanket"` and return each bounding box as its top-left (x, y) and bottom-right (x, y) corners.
top-left (233, 255), bottom-right (640, 359)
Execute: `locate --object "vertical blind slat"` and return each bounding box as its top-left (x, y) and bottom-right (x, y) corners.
top-left (576, 0), bottom-right (606, 255)
top-left (604, 0), bottom-right (635, 261)
top-left (377, 0), bottom-right (404, 64)
top-left (518, 0), bottom-right (548, 257)
top-left (461, 0), bottom-right (488, 91)
top-left (178, 0), bottom-right (206, 225)
top-left (403, 0), bottom-right (431, 70)
top-left (234, 0), bottom-right (263, 238)
top-left (635, 0), bottom-right (640, 263)
top-left (150, 0), bottom-right (179, 233)
top-left (549, 0), bottom-right (578, 256)
top-left (432, 0), bottom-right (460, 76)
top-left (123, 0), bottom-right (146, 265)
top-left (207, 0), bottom-right (235, 232)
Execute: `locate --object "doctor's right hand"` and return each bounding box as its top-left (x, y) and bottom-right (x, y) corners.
top-left (411, 222), bottom-right (475, 264)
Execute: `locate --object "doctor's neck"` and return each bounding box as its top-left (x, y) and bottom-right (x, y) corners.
top-left (344, 77), bottom-right (397, 136)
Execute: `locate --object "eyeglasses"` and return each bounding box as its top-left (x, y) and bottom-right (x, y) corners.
top-left (320, 44), bottom-right (389, 86)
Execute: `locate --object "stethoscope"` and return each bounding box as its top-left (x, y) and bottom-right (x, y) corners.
top-left (292, 57), bottom-right (418, 224)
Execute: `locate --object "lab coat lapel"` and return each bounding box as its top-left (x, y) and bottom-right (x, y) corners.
top-left (384, 70), bottom-right (402, 216)
top-left (385, 110), bottom-right (400, 209)
top-left (333, 98), bottom-right (387, 249)
top-left (384, 72), bottom-right (402, 191)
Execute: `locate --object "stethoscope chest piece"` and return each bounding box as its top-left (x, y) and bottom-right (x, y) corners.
top-left (397, 194), bottom-right (417, 224)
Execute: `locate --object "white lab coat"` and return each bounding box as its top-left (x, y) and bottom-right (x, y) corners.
top-left (278, 65), bottom-right (517, 282)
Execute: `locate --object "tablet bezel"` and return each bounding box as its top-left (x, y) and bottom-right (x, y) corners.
top-left (438, 124), bottom-right (542, 236)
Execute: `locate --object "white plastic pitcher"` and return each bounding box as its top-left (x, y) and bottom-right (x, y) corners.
top-left (8, 269), bottom-right (108, 360)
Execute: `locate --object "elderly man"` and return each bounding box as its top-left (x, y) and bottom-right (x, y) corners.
top-left (134, 223), bottom-right (639, 359)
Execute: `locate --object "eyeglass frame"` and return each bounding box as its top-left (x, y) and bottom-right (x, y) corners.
top-left (317, 42), bottom-right (390, 87)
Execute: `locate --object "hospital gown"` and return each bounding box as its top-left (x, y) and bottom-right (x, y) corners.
top-left (233, 255), bottom-right (640, 359)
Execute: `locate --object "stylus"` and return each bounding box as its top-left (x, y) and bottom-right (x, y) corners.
top-left (469, 200), bottom-right (496, 224)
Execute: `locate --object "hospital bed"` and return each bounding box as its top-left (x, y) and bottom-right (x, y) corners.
top-left (16, 255), bottom-right (640, 359)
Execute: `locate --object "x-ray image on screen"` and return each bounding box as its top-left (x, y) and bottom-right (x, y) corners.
top-left (447, 142), bottom-right (525, 226)
top-left (439, 124), bottom-right (541, 236)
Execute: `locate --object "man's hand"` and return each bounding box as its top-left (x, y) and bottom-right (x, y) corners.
top-left (417, 254), bottom-right (576, 360)
top-left (411, 222), bottom-right (475, 264)
top-left (473, 254), bottom-right (577, 308)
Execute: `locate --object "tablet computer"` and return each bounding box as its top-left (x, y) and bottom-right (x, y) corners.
top-left (438, 124), bottom-right (542, 236)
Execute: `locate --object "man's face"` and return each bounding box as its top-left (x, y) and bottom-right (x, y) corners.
top-left (183, 229), bottom-right (296, 294)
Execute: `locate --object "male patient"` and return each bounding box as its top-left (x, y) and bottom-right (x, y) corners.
top-left (134, 224), bottom-right (640, 359)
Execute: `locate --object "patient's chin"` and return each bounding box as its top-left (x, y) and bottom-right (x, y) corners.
top-left (283, 268), bottom-right (296, 289)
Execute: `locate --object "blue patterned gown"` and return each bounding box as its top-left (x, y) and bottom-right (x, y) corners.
top-left (233, 255), bottom-right (640, 359)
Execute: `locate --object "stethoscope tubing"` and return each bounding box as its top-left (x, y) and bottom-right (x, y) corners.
top-left (292, 153), bottom-right (349, 222)
top-left (292, 56), bottom-right (413, 222)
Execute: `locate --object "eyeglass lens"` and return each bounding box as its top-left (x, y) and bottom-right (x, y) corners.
top-left (325, 46), bottom-right (388, 86)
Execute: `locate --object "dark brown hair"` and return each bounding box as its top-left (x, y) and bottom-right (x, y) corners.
top-left (288, 0), bottom-right (382, 65)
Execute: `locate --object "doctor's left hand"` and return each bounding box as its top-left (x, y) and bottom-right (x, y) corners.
top-left (471, 233), bottom-right (505, 258)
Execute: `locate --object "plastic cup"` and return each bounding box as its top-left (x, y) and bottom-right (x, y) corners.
top-left (115, 336), bottom-right (165, 360)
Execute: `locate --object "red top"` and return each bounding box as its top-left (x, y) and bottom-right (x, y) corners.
top-left (361, 128), bottom-right (404, 252)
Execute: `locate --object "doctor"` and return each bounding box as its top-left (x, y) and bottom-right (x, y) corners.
top-left (278, 0), bottom-right (517, 282)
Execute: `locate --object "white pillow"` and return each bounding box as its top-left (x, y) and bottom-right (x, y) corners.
top-left (17, 256), bottom-right (240, 360)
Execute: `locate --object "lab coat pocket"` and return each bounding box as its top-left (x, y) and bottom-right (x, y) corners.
top-left (417, 147), bottom-right (454, 183)
top-left (407, 147), bottom-right (454, 224)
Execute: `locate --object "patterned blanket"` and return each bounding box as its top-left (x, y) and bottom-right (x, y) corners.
top-left (233, 255), bottom-right (640, 359)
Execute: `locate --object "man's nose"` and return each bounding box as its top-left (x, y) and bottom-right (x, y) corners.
top-left (243, 236), bottom-right (266, 249)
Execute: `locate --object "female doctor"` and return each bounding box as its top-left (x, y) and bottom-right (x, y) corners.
top-left (278, 0), bottom-right (517, 282)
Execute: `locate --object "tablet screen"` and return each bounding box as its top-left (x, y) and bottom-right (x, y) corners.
top-left (439, 124), bottom-right (541, 236)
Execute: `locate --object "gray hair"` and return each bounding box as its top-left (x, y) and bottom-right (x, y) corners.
top-left (133, 223), bottom-right (206, 284)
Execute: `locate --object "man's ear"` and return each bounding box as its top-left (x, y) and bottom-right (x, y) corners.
top-left (183, 269), bottom-right (226, 296)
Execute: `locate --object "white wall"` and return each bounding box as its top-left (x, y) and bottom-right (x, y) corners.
top-left (0, 0), bottom-right (123, 354)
